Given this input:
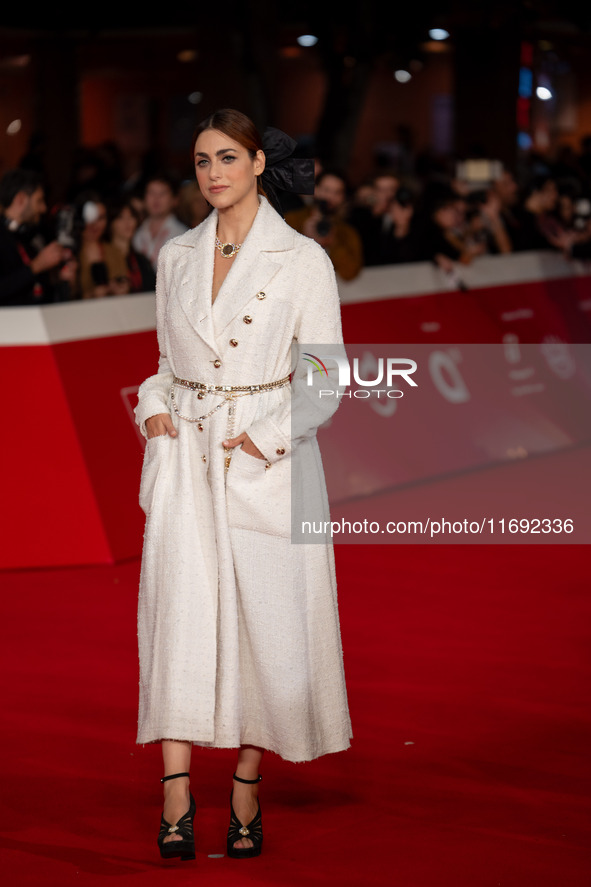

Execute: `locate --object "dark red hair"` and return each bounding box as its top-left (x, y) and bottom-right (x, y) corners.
top-left (191, 109), bottom-right (266, 196)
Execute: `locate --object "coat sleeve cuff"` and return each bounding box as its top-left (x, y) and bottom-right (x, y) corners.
top-left (246, 415), bottom-right (291, 464)
top-left (134, 374), bottom-right (174, 439)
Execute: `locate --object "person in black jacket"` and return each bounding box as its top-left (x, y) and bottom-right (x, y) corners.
top-left (348, 171), bottom-right (400, 265)
top-left (0, 170), bottom-right (76, 305)
top-left (510, 174), bottom-right (562, 251)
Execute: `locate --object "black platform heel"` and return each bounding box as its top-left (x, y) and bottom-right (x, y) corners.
top-left (157, 771), bottom-right (196, 861)
top-left (226, 773), bottom-right (263, 859)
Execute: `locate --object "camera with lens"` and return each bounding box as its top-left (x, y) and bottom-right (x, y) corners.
top-left (53, 198), bottom-right (102, 253)
top-left (54, 205), bottom-right (79, 251)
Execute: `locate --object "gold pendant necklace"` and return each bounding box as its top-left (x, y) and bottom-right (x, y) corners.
top-left (215, 236), bottom-right (242, 258)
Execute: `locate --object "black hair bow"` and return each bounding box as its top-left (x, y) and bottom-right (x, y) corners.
top-left (260, 127), bottom-right (315, 214)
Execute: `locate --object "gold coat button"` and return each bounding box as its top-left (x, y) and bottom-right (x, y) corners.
top-left (276, 447), bottom-right (285, 455)
top-left (256, 291), bottom-right (266, 300)
top-left (243, 315), bottom-right (253, 324)
top-left (213, 359), bottom-right (221, 367)
top-left (229, 338), bottom-right (238, 347)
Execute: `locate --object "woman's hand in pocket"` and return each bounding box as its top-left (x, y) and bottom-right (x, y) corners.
top-left (222, 431), bottom-right (265, 459)
top-left (145, 413), bottom-right (177, 440)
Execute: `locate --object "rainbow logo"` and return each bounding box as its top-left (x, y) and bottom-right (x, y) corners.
top-left (302, 353), bottom-right (329, 376)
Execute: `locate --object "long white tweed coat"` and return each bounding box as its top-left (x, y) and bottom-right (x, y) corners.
top-left (134, 195), bottom-right (353, 763)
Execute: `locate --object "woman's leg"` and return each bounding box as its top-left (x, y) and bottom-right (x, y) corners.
top-left (231, 744), bottom-right (265, 850)
top-left (162, 739), bottom-right (192, 843)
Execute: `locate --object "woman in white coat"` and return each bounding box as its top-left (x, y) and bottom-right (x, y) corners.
top-left (134, 109), bottom-right (352, 861)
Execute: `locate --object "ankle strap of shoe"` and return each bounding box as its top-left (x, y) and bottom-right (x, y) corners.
top-left (233, 772), bottom-right (262, 784)
top-left (161, 771), bottom-right (190, 783)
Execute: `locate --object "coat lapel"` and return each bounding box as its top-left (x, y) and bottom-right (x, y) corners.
top-left (173, 196), bottom-right (296, 351)
top-left (212, 197), bottom-right (296, 338)
top-left (175, 211), bottom-right (220, 356)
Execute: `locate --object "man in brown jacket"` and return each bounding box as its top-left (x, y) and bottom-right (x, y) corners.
top-left (285, 170), bottom-right (363, 280)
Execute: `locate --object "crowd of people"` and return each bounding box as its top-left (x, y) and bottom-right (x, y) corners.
top-left (282, 149), bottom-right (591, 282)
top-left (0, 162), bottom-right (214, 305)
top-left (3, 137), bottom-right (591, 305)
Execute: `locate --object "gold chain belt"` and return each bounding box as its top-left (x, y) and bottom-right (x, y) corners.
top-left (172, 375), bottom-right (291, 396)
top-left (170, 374), bottom-right (291, 472)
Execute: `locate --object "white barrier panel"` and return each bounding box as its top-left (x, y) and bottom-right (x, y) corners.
top-left (3, 251), bottom-right (591, 346)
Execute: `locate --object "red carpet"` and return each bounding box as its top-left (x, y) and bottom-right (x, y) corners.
top-left (1, 540), bottom-right (590, 886)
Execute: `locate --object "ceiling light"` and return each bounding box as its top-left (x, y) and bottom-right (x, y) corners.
top-left (297, 35), bottom-right (318, 47)
top-left (536, 86), bottom-right (552, 100)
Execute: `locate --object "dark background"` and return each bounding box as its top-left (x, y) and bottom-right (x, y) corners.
top-left (2, 1), bottom-right (591, 202)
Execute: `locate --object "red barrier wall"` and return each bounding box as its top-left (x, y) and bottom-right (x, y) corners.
top-left (1, 253), bottom-right (590, 568)
top-left (1, 345), bottom-right (112, 566)
top-left (340, 276), bottom-right (591, 344)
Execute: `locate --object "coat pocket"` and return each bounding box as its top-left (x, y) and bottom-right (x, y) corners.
top-left (139, 434), bottom-right (171, 516)
top-left (231, 445), bottom-right (268, 473)
top-left (226, 445), bottom-right (291, 537)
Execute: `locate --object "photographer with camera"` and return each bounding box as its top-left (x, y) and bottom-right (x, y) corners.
top-left (284, 169), bottom-right (363, 280)
top-left (72, 192), bottom-right (129, 298)
top-left (375, 185), bottom-right (422, 264)
top-left (462, 188), bottom-right (513, 256)
top-left (0, 170), bottom-right (76, 305)
top-left (349, 172), bottom-right (401, 266)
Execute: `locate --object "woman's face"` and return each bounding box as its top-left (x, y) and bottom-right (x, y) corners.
top-left (111, 206), bottom-right (138, 241)
top-left (193, 128), bottom-right (265, 211)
